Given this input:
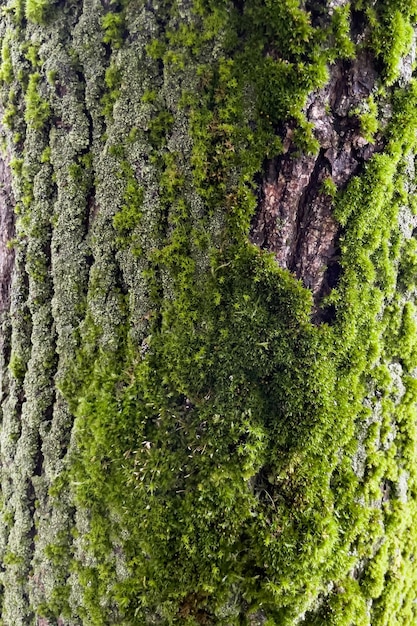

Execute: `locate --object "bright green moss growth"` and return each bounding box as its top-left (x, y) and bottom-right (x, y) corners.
top-left (0, 32), bottom-right (13, 85)
top-left (24, 73), bottom-right (50, 130)
top-left (398, 237), bottom-right (417, 290)
top-left (357, 0), bottom-right (417, 84)
top-left (8, 352), bottom-right (26, 382)
top-left (2, 0), bottom-right (417, 624)
top-left (25, 0), bottom-right (52, 24)
top-left (102, 63), bottom-right (122, 118)
top-left (102, 11), bottom-right (126, 49)
top-left (321, 176), bottom-right (338, 197)
top-left (355, 95), bottom-right (379, 143)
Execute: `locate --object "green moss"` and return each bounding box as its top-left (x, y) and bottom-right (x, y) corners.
top-left (0, 33), bottom-right (14, 85)
top-left (24, 73), bottom-right (50, 130)
top-left (40, 146), bottom-right (51, 163)
top-left (10, 157), bottom-right (23, 176)
top-left (146, 38), bottom-right (166, 60)
top-left (54, 0), bottom-right (417, 620)
top-left (113, 160), bottom-right (144, 249)
top-left (102, 11), bottom-right (126, 49)
top-left (398, 237), bottom-right (417, 290)
top-left (25, 0), bottom-right (52, 24)
top-left (2, 0), bottom-right (417, 623)
top-left (23, 43), bottom-right (41, 69)
top-left (101, 63), bottom-right (122, 118)
top-left (9, 352), bottom-right (27, 381)
top-left (2, 101), bottom-right (17, 129)
top-left (328, 5), bottom-right (356, 60)
top-left (321, 176), bottom-right (338, 198)
top-left (363, 1), bottom-right (417, 84)
top-left (356, 95), bottom-right (379, 143)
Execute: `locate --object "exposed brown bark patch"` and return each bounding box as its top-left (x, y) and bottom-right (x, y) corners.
top-left (250, 53), bottom-right (384, 312)
top-left (178, 593), bottom-right (212, 625)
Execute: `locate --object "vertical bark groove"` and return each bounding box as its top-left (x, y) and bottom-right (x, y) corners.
top-left (0, 150), bottom-right (15, 317)
top-left (250, 52), bottom-right (385, 309)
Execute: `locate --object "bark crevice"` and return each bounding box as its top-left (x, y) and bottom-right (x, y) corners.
top-left (250, 52), bottom-right (384, 316)
top-left (0, 149), bottom-right (15, 318)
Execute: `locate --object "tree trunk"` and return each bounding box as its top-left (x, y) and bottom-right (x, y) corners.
top-left (1, 0), bottom-right (417, 624)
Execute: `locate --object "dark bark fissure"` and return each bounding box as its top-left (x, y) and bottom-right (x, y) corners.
top-left (0, 151), bottom-right (16, 318)
top-left (76, 71), bottom-right (97, 276)
top-left (0, 147), bottom-right (15, 410)
top-left (250, 52), bottom-right (384, 320)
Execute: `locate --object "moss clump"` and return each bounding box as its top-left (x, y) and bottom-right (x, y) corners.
top-left (59, 1), bottom-right (417, 623)
top-left (25, 0), bottom-right (52, 24)
top-left (0, 32), bottom-right (14, 85)
top-left (321, 177), bottom-right (338, 198)
top-left (355, 95), bottom-right (379, 143)
top-left (8, 352), bottom-right (27, 382)
top-left (2, 0), bottom-right (417, 624)
top-left (102, 11), bottom-right (126, 49)
top-left (355, 0), bottom-right (417, 84)
top-left (398, 237), bottom-right (417, 290)
top-left (24, 73), bottom-right (50, 130)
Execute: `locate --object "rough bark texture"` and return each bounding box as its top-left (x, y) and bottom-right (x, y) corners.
top-left (0, 151), bottom-right (14, 315)
top-left (1, 1), bottom-right (417, 625)
top-left (250, 52), bottom-right (383, 306)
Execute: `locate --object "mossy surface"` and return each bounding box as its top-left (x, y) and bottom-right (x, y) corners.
top-left (1, 1), bottom-right (417, 625)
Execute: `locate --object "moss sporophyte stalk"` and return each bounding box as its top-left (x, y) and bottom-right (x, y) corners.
top-left (1, 0), bottom-right (417, 624)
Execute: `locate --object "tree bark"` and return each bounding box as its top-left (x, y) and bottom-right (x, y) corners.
top-left (1, 1), bottom-right (417, 624)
